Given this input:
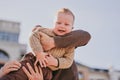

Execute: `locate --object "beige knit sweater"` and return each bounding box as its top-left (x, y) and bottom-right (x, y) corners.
top-left (29, 27), bottom-right (75, 71)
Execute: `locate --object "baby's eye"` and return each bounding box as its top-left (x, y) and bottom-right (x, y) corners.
top-left (57, 22), bottom-right (61, 24)
top-left (65, 23), bottom-right (69, 26)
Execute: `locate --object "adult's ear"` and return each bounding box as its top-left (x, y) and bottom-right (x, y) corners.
top-left (72, 27), bottom-right (74, 29)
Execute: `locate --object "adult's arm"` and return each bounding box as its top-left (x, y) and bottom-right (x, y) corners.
top-left (0, 61), bottom-right (21, 78)
top-left (33, 25), bottom-right (91, 48)
top-left (33, 26), bottom-right (91, 50)
top-left (0, 53), bottom-right (52, 80)
top-left (54, 30), bottom-right (91, 48)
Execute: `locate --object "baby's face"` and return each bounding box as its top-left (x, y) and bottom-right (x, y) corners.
top-left (53, 13), bottom-right (74, 36)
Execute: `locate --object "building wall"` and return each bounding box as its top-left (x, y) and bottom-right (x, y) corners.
top-left (89, 71), bottom-right (109, 80)
top-left (109, 67), bottom-right (120, 80)
top-left (76, 63), bottom-right (90, 80)
top-left (77, 63), bottom-right (120, 80)
top-left (0, 41), bottom-right (22, 61)
top-left (77, 63), bottom-right (110, 80)
top-left (0, 20), bottom-right (20, 33)
top-left (0, 20), bottom-right (26, 65)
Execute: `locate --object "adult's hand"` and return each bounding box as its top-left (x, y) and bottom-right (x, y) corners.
top-left (0, 61), bottom-right (21, 78)
top-left (22, 63), bottom-right (43, 80)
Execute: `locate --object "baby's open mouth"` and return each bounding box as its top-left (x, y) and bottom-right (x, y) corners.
top-left (58, 30), bottom-right (65, 32)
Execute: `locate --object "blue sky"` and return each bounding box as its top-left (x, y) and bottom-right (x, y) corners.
top-left (0, 0), bottom-right (120, 70)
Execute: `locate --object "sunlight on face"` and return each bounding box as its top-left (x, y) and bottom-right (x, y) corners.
top-left (53, 13), bottom-right (74, 35)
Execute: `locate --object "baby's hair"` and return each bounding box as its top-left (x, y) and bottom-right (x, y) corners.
top-left (57, 8), bottom-right (75, 21)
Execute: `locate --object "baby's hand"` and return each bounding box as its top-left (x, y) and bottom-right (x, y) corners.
top-left (35, 52), bottom-right (48, 67)
top-left (46, 54), bottom-right (58, 67)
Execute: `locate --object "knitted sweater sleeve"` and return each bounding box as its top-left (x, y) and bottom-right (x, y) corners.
top-left (58, 47), bottom-right (75, 69)
top-left (49, 47), bottom-right (75, 70)
top-left (29, 27), bottom-right (44, 53)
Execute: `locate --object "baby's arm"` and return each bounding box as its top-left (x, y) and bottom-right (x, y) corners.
top-left (47, 47), bottom-right (75, 70)
top-left (29, 27), bottom-right (47, 67)
top-left (57, 47), bottom-right (75, 69)
top-left (29, 28), bottom-right (44, 53)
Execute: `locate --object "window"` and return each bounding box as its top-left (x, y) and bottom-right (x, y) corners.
top-left (0, 32), bottom-right (3, 39)
top-left (0, 31), bottom-right (19, 42)
top-left (0, 50), bottom-right (9, 61)
top-left (79, 72), bottom-right (84, 80)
